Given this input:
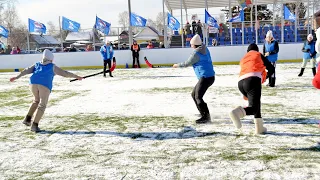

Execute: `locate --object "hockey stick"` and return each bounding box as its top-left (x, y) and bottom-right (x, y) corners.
top-left (144, 56), bottom-right (172, 68)
top-left (70, 57), bottom-right (117, 82)
top-left (70, 70), bottom-right (110, 82)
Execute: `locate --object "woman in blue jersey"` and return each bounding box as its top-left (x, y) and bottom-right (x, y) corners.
top-left (263, 30), bottom-right (279, 87)
top-left (10, 49), bottom-right (83, 132)
top-left (298, 34), bottom-right (317, 76)
top-left (173, 34), bottom-right (215, 124)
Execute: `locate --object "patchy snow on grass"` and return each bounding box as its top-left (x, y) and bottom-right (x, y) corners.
top-left (0, 63), bottom-right (319, 179)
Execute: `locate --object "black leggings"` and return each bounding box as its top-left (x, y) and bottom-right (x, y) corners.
top-left (238, 76), bottom-right (262, 118)
top-left (191, 76), bottom-right (215, 113)
top-left (103, 59), bottom-right (112, 76)
top-left (132, 55), bottom-right (140, 68)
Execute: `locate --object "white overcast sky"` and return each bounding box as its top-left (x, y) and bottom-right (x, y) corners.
top-left (16, 0), bottom-right (222, 30)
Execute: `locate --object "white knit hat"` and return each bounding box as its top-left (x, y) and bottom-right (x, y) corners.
top-left (42, 49), bottom-right (54, 61)
top-left (190, 34), bottom-right (202, 45)
top-left (266, 30), bottom-right (273, 38)
top-left (307, 34), bottom-right (313, 40)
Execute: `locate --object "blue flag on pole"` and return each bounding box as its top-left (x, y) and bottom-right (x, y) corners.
top-left (205, 10), bottom-right (219, 28)
top-left (0, 25), bottom-right (9, 38)
top-left (130, 13), bottom-right (147, 27)
top-left (284, 5), bottom-right (296, 22)
top-left (62, 16), bottom-right (80, 32)
top-left (229, 10), bottom-right (244, 22)
top-left (167, 13), bottom-right (180, 30)
top-left (95, 16), bottom-right (111, 35)
top-left (28, 18), bottom-right (46, 34)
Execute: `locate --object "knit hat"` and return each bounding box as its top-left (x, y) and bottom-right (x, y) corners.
top-left (42, 49), bottom-right (54, 63)
top-left (190, 34), bottom-right (202, 45)
top-left (247, 43), bottom-right (259, 52)
top-left (314, 9), bottom-right (320, 18)
top-left (307, 34), bottom-right (313, 40)
top-left (266, 30), bottom-right (273, 38)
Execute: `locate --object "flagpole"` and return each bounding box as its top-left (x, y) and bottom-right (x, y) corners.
top-left (162, 0), bottom-right (168, 48)
top-left (93, 15), bottom-right (96, 51)
top-left (27, 32), bottom-right (30, 52)
top-left (128, 0), bottom-right (133, 46)
top-left (59, 16), bottom-right (63, 50)
top-left (180, 0), bottom-right (184, 48)
top-left (205, 0), bottom-right (208, 47)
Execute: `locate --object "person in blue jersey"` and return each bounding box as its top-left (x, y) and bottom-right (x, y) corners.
top-left (298, 34), bottom-right (317, 77)
top-left (173, 34), bottom-right (215, 124)
top-left (9, 49), bottom-right (83, 132)
top-left (263, 30), bottom-right (279, 87)
top-left (100, 40), bottom-right (114, 77)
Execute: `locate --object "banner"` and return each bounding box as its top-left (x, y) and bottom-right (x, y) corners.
top-left (62, 16), bottom-right (80, 32)
top-left (28, 18), bottom-right (46, 34)
top-left (205, 9), bottom-right (219, 28)
top-left (130, 13), bottom-right (147, 27)
top-left (167, 13), bottom-right (180, 31)
top-left (284, 5), bottom-right (296, 22)
top-left (229, 10), bottom-right (244, 22)
top-left (0, 25), bottom-right (9, 38)
top-left (238, 0), bottom-right (253, 9)
top-left (95, 16), bottom-right (111, 35)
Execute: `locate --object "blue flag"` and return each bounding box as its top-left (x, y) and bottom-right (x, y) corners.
top-left (205, 10), bottom-right (218, 28)
top-left (229, 10), bottom-right (244, 22)
top-left (0, 25), bottom-right (9, 38)
top-left (28, 18), bottom-right (46, 34)
top-left (62, 16), bottom-right (80, 32)
top-left (130, 13), bottom-right (147, 27)
top-left (167, 13), bottom-right (180, 31)
top-left (95, 16), bottom-right (111, 35)
top-left (284, 5), bottom-right (296, 22)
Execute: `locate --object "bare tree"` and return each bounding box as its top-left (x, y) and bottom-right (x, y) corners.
top-left (47, 21), bottom-right (57, 36)
top-left (155, 12), bottom-right (164, 32)
top-left (118, 11), bottom-right (129, 28)
top-left (146, 18), bottom-right (156, 28)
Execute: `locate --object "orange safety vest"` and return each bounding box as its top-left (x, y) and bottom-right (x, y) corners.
top-left (239, 51), bottom-right (267, 83)
top-left (132, 44), bottom-right (139, 50)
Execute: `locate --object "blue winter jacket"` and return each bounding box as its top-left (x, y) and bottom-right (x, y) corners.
top-left (178, 45), bottom-right (215, 79)
top-left (302, 40), bottom-right (316, 60)
top-left (100, 45), bottom-right (114, 60)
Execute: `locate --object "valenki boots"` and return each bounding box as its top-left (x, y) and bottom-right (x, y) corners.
top-left (254, 118), bottom-right (267, 134)
top-left (229, 106), bottom-right (246, 129)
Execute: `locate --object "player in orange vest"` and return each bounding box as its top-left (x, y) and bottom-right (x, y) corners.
top-left (229, 43), bottom-right (275, 134)
top-left (131, 40), bottom-right (141, 68)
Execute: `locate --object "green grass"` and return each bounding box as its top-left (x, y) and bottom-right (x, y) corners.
top-left (0, 86), bottom-right (30, 101)
top-left (0, 116), bottom-right (24, 121)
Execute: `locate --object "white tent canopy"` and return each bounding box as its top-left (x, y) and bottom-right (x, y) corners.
top-left (133, 26), bottom-right (160, 40)
top-left (165, 0), bottom-right (315, 11)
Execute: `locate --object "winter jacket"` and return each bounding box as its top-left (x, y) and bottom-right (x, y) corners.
top-left (302, 40), bottom-right (316, 59)
top-left (178, 45), bottom-right (215, 79)
top-left (263, 40), bottom-right (279, 63)
top-left (100, 45), bottom-right (114, 60)
top-left (239, 51), bottom-right (275, 83)
top-left (131, 44), bottom-right (140, 56)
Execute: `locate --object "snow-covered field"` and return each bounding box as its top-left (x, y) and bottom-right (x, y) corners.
top-left (0, 63), bottom-right (319, 179)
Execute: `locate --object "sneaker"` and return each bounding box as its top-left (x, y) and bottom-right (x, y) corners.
top-left (196, 114), bottom-right (211, 124)
top-left (22, 115), bottom-right (32, 126)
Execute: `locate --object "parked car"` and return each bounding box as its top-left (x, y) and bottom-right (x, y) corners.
top-left (20, 50), bottom-right (41, 54)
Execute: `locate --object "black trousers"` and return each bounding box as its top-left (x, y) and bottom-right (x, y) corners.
top-left (268, 62), bottom-right (276, 87)
top-left (103, 59), bottom-right (112, 76)
top-left (132, 54), bottom-right (140, 68)
top-left (191, 76), bottom-right (215, 115)
top-left (238, 76), bottom-right (262, 118)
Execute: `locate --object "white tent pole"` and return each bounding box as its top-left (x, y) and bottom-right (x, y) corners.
top-left (255, 0), bottom-right (258, 44)
top-left (307, 0), bottom-right (310, 34)
top-left (163, 0), bottom-right (168, 48)
top-left (128, 0), bottom-right (133, 46)
top-left (180, 0), bottom-right (184, 47)
top-left (281, 0), bottom-right (284, 43)
top-left (229, 0), bottom-right (233, 45)
top-left (295, 2), bottom-right (298, 42)
top-left (205, 0), bottom-right (208, 47)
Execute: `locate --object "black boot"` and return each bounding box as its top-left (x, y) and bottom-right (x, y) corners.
top-left (109, 71), bottom-right (113, 77)
top-left (196, 103), bottom-right (211, 124)
top-left (23, 115), bottom-right (32, 126)
top-left (31, 122), bottom-right (41, 133)
top-left (269, 77), bottom-right (276, 87)
top-left (298, 68), bottom-right (305, 77)
top-left (312, 67), bottom-right (316, 76)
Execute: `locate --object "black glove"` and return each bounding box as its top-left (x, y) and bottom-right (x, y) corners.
top-left (306, 49), bottom-right (310, 52)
